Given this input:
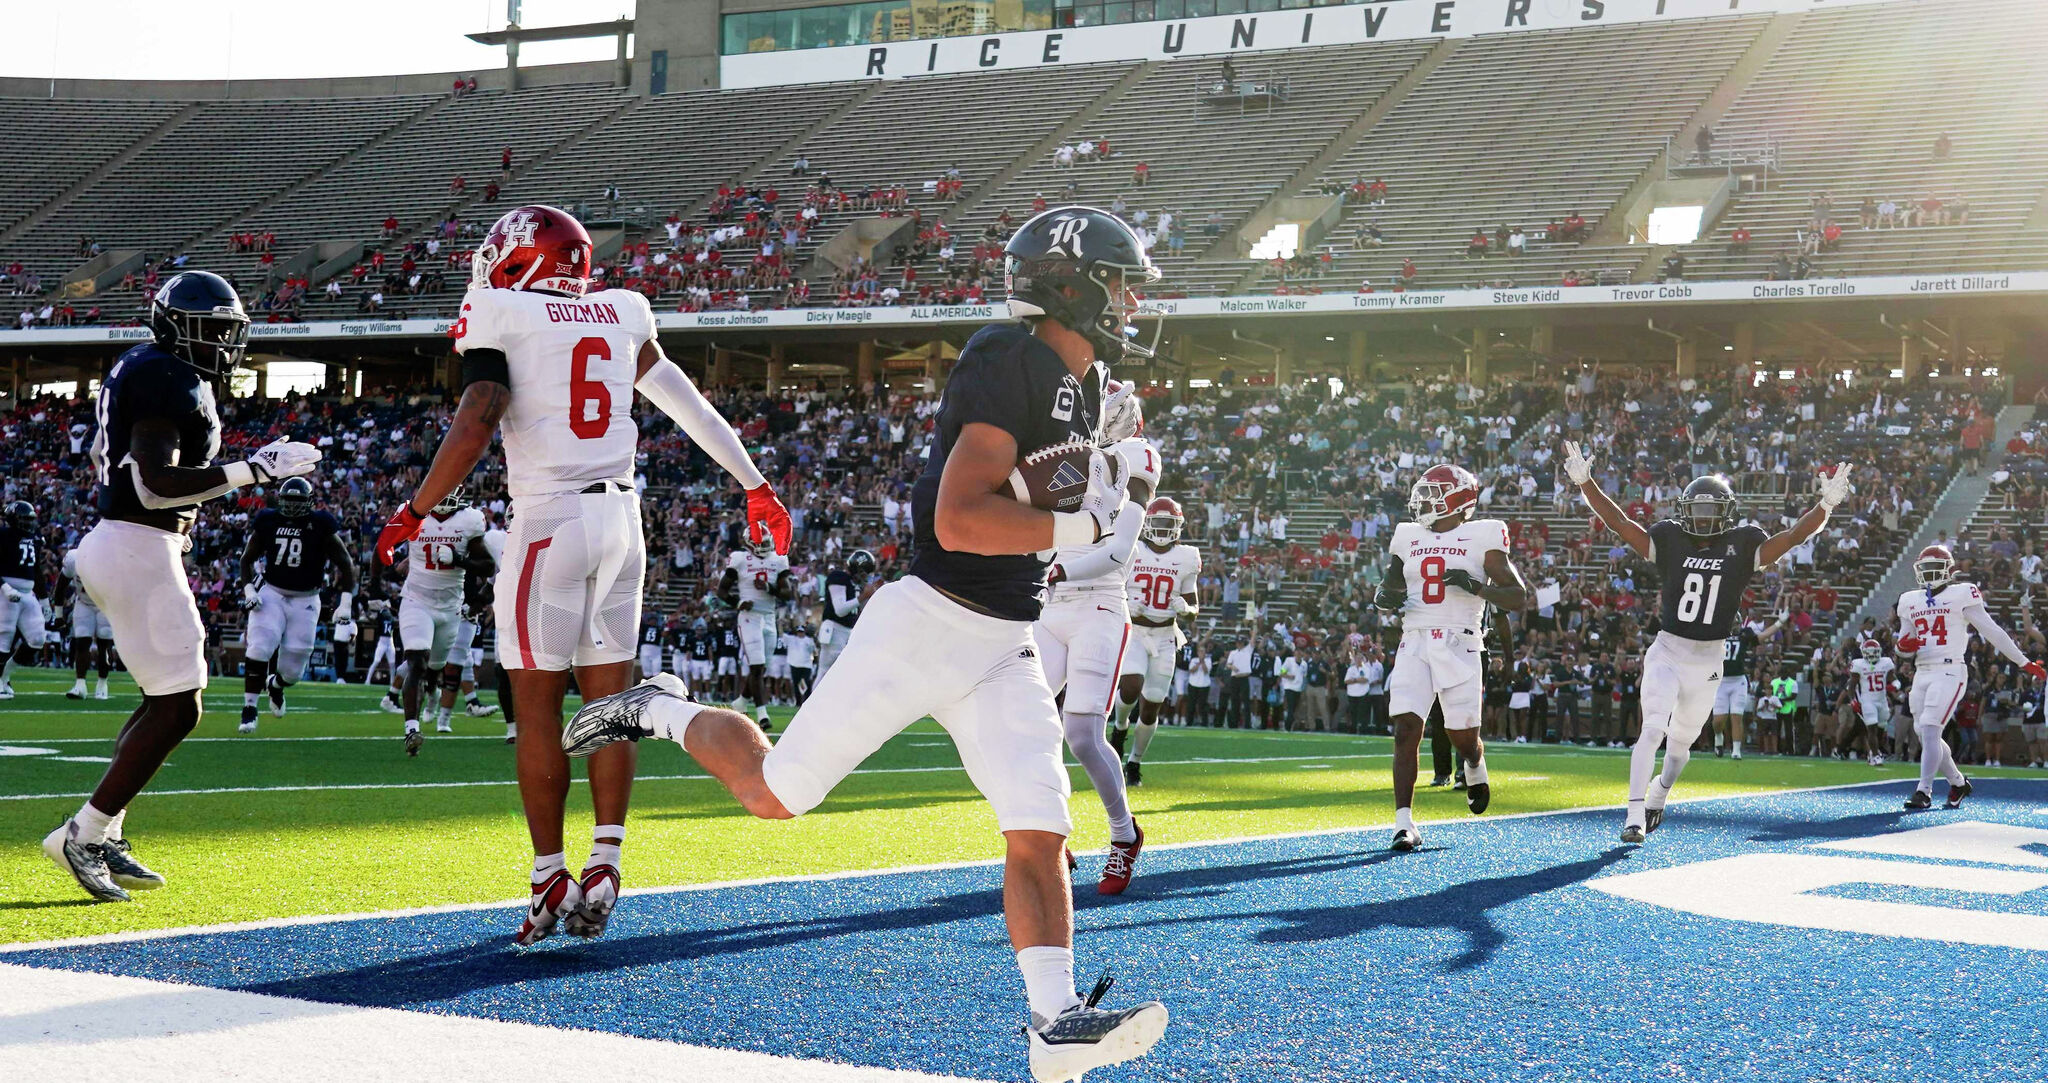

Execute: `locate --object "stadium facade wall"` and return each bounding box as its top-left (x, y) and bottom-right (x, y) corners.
top-left (0, 59), bottom-right (620, 103)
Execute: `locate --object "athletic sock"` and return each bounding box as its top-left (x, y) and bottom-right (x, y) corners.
top-left (466, 693), bottom-right (483, 707)
top-left (70, 802), bottom-right (115, 846)
top-left (1130, 720), bottom-right (1159, 761)
top-left (106, 808), bottom-right (127, 841)
top-left (1017, 945), bottom-right (1081, 1021)
top-left (1394, 806), bottom-right (1415, 831)
top-left (1463, 754), bottom-right (1489, 786)
top-left (589, 824), bottom-right (625, 872)
top-left (1731, 740), bottom-right (1743, 756)
top-left (532, 852), bottom-right (567, 885)
top-left (404, 718), bottom-right (420, 733)
top-left (1624, 798), bottom-right (1647, 829)
top-left (244, 692), bottom-right (259, 709)
top-left (1917, 729), bottom-right (1944, 792)
top-left (0, 656), bottom-right (15, 685)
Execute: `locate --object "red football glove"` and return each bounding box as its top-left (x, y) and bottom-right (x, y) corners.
top-left (2025, 660), bottom-right (2048, 683)
top-left (1895, 634), bottom-right (1923, 655)
top-left (377, 504), bottom-right (426, 566)
top-left (746, 483), bottom-right (792, 555)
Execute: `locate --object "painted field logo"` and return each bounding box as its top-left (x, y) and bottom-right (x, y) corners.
top-left (1591, 822), bottom-right (2048, 951)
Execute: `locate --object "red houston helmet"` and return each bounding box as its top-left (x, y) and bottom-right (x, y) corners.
top-left (1914, 544), bottom-right (1955, 589)
top-left (470, 205), bottom-right (592, 296)
top-left (1141, 496), bottom-right (1183, 546)
top-left (1409, 464), bottom-right (1479, 528)
top-left (1860, 638), bottom-right (1882, 660)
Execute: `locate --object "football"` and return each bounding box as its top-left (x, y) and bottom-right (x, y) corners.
top-left (1001, 440), bottom-right (1097, 513)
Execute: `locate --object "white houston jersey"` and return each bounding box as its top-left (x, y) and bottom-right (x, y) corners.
top-left (1390, 517), bottom-right (1508, 630)
top-left (1896, 581), bottom-right (1982, 667)
top-left (1108, 436), bottom-right (1163, 496)
top-left (1045, 436), bottom-right (1166, 594)
top-left (405, 506), bottom-right (487, 604)
top-left (1127, 543), bottom-right (1201, 622)
top-left (728, 549), bottom-right (790, 609)
top-left (453, 286), bottom-right (657, 500)
top-left (1849, 657), bottom-right (1896, 697)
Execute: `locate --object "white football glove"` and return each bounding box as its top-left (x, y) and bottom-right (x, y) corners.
top-left (248, 439), bottom-right (322, 482)
top-left (1561, 440), bottom-right (1594, 486)
top-left (1817, 461), bottom-right (1854, 510)
top-left (333, 591), bottom-right (353, 624)
top-left (1080, 446), bottom-right (1129, 540)
top-left (242, 582), bottom-right (263, 610)
top-left (1171, 595), bottom-right (1194, 616)
top-left (0, 583), bottom-right (18, 603)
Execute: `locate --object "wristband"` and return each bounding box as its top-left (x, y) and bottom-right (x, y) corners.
top-left (1051, 510), bottom-right (1099, 548)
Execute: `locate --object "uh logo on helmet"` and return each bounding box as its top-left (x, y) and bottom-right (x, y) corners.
top-left (1409, 464), bottom-right (1479, 528)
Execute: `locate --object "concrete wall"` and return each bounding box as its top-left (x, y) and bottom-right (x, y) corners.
top-left (0, 58), bottom-right (620, 102)
top-left (633, 0), bottom-right (726, 93)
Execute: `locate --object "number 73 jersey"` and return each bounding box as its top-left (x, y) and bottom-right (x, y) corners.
top-left (453, 286), bottom-right (658, 501)
top-left (1390, 518), bottom-right (1508, 630)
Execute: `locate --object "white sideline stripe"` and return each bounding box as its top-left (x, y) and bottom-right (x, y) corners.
top-left (0, 964), bottom-right (984, 1083)
top-left (4, 776), bottom-right (1992, 957)
top-left (0, 752), bottom-right (1395, 802)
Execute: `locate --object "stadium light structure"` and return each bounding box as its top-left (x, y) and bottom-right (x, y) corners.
top-left (467, 15), bottom-right (635, 88)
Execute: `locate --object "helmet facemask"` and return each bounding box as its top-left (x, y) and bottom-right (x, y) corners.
top-left (1915, 553), bottom-right (1954, 589)
top-left (1141, 508), bottom-right (1183, 547)
top-left (1680, 492), bottom-right (1736, 536)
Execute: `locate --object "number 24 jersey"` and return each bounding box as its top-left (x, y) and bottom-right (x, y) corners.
top-left (453, 286), bottom-right (658, 501)
top-left (1896, 581), bottom-right (1982, 667)
top-left (1390, 518), bottom-right (1507, 630)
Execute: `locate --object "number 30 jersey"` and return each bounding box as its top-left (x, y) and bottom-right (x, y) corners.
top-left (1127, 542), bottom-right (1201, 622)
top-left (1390, 517), bottom-right (1507, 631)
top-left (453, 286), bottom-right (657, 501)
top-left (1896, 581), bottom-right (1983, 668)
top-left (1649, 520), bottom-right (1768, 642)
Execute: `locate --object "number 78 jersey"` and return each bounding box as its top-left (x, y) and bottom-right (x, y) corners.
top-left (1390, 518), bottom-right (1508, 630)
top-left (453, 286), bottom-right (658, 500)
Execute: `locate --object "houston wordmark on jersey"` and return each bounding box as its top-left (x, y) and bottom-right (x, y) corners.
top-left (453, 286), bottom-right (657, 499)
top-left (728, 549), bottom-right (791, 609)
top-left (1390, 517), bottom-right (1508, 630)
top-left (404, 506), bottom-right (486, 605)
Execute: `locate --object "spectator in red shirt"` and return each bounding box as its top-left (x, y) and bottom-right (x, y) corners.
top-left (449, 175), bottom-right (467, 195)
top-left (1032, 194), bottom-right (1048, 214)
top-left (1367, 177), bottom-right (1388, 204)
top-left (483, 180), bottom-right (500, 201)
top-left (382, 215), bottom-right (399, 237)
top-left (1466, 231), bottom-right (1489, 258)
top-left (1132, 161), bottom-right (1150, 186)
top-left (501, 146), bottom-right (513, 170)
top-left (1399, 257), bottom-right (1417, 282)
top-left (1729, 226), bottom-right (1752, 252)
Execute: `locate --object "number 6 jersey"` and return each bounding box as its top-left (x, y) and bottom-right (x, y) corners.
top-left (1648, 520), bottom-right (1769, 642)
top-left (452, 285), bottom-right (657, 500)
top-left (1389, 517), bottom-right (1508, 630)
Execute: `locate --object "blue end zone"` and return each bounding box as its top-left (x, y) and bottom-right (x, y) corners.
top-left (12, 780), bottom-right (2048, 1081)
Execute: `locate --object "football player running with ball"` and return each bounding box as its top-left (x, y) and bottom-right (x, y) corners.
top-left (1894, 544), bottom-right (2046, 810)
top-left (1563, 442), bottom-right (1852, 844)
top-left (562, 206), bottom-right (1168, 1082)
top-left (378, 206), bottom-right (790, 945)
top-left (1375, 464), bottom-right (1529, 852)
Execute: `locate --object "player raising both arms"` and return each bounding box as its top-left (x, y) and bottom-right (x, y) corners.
top-left (1374, 464), bottom-right (1529, 853)
top-left (238, 476), bottom-right (356, 734)
top-left (562, 206), bottom-right (1168, 1082)
top-left (1894, 544), bottom-right (2046, 810)
top-left (720, 533), bottom-right (792, 730)
top-left (377, 205), bottom-right (788, 946)
top-left (48, 271), bottom-right (322, 902)
top-left (1562, 443), bottom-right (1852, 844)
top-left (1033, 377), bottom-right (1156, 895)
top-left (1120, 496), bottom-right (1200, 787)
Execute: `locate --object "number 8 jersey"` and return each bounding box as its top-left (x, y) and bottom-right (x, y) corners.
top-left (1648, 520), bottom-right (1769, 641)
top-left (1389, 517), bottom-right (1509, 630)
top-left (452, 286), bottom-right (657, 500)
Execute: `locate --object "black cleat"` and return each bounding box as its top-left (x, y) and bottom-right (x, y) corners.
top-left (266, 671), bottom-right (286, 716)
top-left (1644, 807), bottom-right (1664, 835)
top-left (1025, 972), bottom-right (1168, 1083)
top-left (1453, 769), bottom-right (1467, 791)
top-left (98, 837), bottom-right (166, 891)
top-left (1123, 759), bottom-right (1141, 787)
top-left (42, 822), bottom-right (130, 903)
top-left (563, 673), bottom-right (688, 758)
top-left (1946, 777), bottom-right (1972, 809)
top-left (1427, 774), bottom-right (1451, 788)
top-left (1389, 827), bottom-right (1421, 852)
top-left (1107, 724), bottom-right (1128, 760)
top-left (239, 705), bottom-right (258, 735)
top-left (1620, 824), bottom-right (1646, 845)
top-left (1466, 782), bottom-right (1491, 815)
top-left (404, 729), bottom-right (423, 757)
top-left (1905, 789), bottom-right (1933, 810)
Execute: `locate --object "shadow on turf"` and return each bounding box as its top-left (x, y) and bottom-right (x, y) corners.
top-left (211, 847), bottom-right (1627, 1008)
top-left (0, 898), bottom-right (101, 912)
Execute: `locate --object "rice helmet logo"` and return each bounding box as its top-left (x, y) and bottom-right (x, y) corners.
top-left (1044, 214), bottom-right (1088, 257)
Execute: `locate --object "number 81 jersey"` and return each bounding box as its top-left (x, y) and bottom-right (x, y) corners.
top-left (1390, 517), bottom-right (1508, 630)
top-left (453, 285), bottom-right (658, 500)
top-left (1649, 520), bottom-right (1768, 641)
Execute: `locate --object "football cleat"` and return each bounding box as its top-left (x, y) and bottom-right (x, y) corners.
top-left (1946, 777), bottom-right (1972, 809)
top-left (67, 680), bottom-right (86, 700)
top-left (1453, 769), bottom-right (1467, 791)
top-left (379, 692), bottom-right (403, 714)
top-left (1107, 725), bottom-right (1128, 760)
top-left (756, 706), bottom-right (773, 733)
top-left (1644, 807), bottom-right (1664, 835)
top-left (1427, 774), bottom-right (1451, 788)
top-left (1098, 822), bottom-right (1143, 896)
top-left (404, 729), bottom-right (423, 757)
top-left (1466, 781), bottom-right (1491, 815)
top-left (435, 719), bottom-right (453, 734)
top-left (564, 864), bottom-right (621, 938)
top-left (564, 672), bottom-right (690, 758)
top-left (514, 869), bottom-right (585, 947)
top-left (1620, 824), bottom-right (1646, 845)
top-left (94, 679), bottom-right (109, 700)
top-left (1123, 759), bottom-right (1141, 787)
top-left (1732, 749), bottom-right (1742, 761)
top-left (466, 699), bottom-right (501, 717)
top-left (0, 682), bottom-right (14, 699)
top-left (1390, 827), bottom-right (1421, 852)
top-left (41, 821), bottom-right (129, 903)
top-left (98, 837), bottom-right (166, 890)
top-left (504, 723), bottom-right (517, 745)
top-left (1025, 973), bottom-right (1169, 1083)
top-left (266, 672), bottom-right (286, 716)
top-left (239, 705), bottom-right (258, 735)
top-left (1904, 789), bottom-right (1933, 810)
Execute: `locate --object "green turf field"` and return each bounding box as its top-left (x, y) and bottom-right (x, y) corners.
top-left (1, 664), bottom-right (2014, 945)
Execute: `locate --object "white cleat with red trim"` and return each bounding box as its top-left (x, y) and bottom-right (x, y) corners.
top-left (514, 868), bottom-right (584, 947)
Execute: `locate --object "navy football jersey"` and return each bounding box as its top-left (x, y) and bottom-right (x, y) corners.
top-left (910, 322), bottom-right (1102, 621)
top-left (822, 569), bottom-right (860, 627)
top-left (250, 509), bottom-right (339, 593)
top-left (0, 522), bottom-right (39, 584)
top-left (92, 343), bottom-right (223, 533)
top-left (688, 629), bottom-right (713, 660)
top-left (1722, 625), bottom-right (1760, 677)
top-left (1649, 520), bottom-right (1768, 642)
top-left (640, 619), bottom-right (664, 648)
top-left (716, 624), bottom-right (739, 657)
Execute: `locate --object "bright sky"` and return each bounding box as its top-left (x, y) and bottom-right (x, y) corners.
top-left (6, 1), bottom-right (638, 83)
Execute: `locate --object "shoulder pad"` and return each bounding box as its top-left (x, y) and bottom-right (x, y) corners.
top-left (1110, 437), bottom-right (1160, 488)
top-left (453, 289), bottom-right (516, 354)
